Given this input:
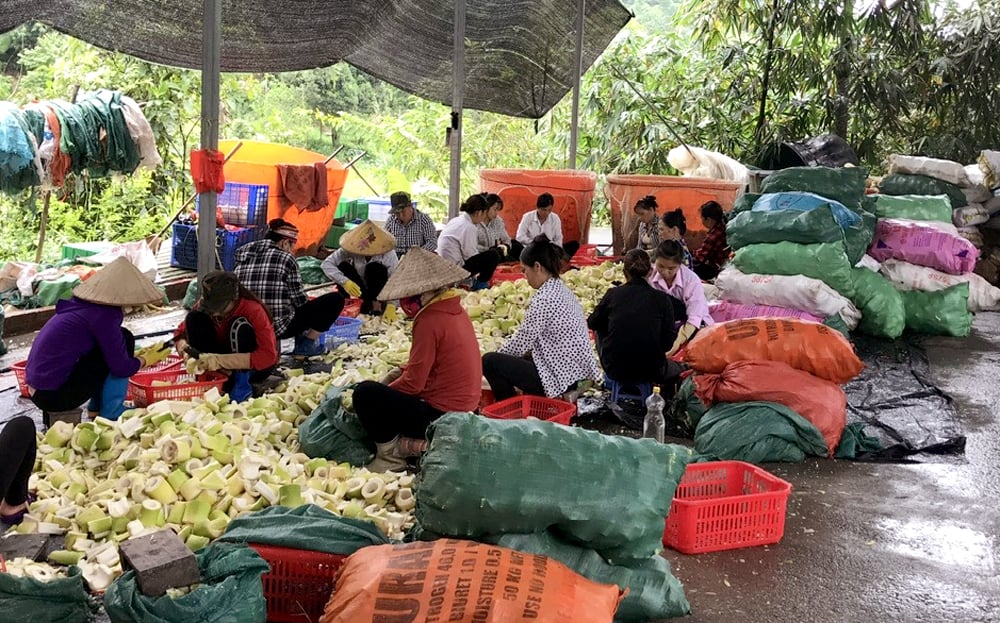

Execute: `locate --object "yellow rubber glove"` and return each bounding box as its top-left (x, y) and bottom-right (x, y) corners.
top-left (667, 323), bottom-right (697, 357)
top-left (198, 353), bottom-right (223, 372)
top-left (136, 343), bottom-right (170, 368)
top-left (200, 352), bottom-right (252, 372)
top-left (383, 303), bottom-right (398, 323)
top-left (343, 279), bottom-right (362, 298)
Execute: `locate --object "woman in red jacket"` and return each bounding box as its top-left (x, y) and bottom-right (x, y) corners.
top-left (172, 271), bottom-right (279, 402)
top-left (352, 247), bottom-right (482, 472)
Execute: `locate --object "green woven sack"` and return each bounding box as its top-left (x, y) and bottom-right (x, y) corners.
top-left (728, 192), bottom-right (760, 219)
top-left (870, 194), bottom-right (954, 223)
top-left (694, 401), bottom-right (829, 464)
top-left (843, 205), bottom-right (877, 265)
top-left (733, 241), bottom-right (855, 299)
top-left (878, 174), bottom-right (967, 210)
top-left (104, 543), bottom-right (269, 623)
top-left (492, 532), bottom-right (691, 622)
top-left (671, 376), bottom-right (708, 432)
top-left (900, 282), bottom-right (972, 337)
top-left (219, 504), bottom-right (389, 555)
top-left (822, 314), bottom-right (851, 338)
top-left (850, 268), bottom-right (905, 339)
top-left (417, 412), bottom-right (693, 562)
top-left (296, 256), bottom-right (328, 285)
top-left (726, 206), bottom-right (843, 250)
top-left (759, 166), bottom-right (868, 209)
top-left (298, 386), bottom-right (374, 466)
top-left (0, 565), bottom-right (94, 623)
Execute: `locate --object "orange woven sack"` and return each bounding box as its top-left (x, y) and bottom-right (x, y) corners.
top-left (320, 540), bottom-right (625, 623)
top-left (693, 360), bottom-right (847, 455)
top-left (683, 318), bottom-right (863, 384)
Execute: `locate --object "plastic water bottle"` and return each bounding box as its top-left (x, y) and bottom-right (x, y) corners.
top-left (643, 386), bottom-right (666, 443)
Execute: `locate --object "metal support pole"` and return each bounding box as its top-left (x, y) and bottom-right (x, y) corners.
top-left (197, 0), bottom-right (222, 279)
top-left (568, 0), bottom-right (585, 169)
top-left (447, 0), bottom-right (466, 219)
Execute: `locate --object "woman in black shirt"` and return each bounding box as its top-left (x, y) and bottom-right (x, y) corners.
top-left (588, 249), bottom-right (685, 393)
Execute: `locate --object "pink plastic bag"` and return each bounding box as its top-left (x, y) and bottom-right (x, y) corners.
top-left (709, 300), bottom-right (824, 324)
top-left (869, 220), bottom-right (979, 275)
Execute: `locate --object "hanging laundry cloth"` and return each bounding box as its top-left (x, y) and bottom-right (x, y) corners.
top-left (119, 95), bottom-right (161, 170)
top-left (0, 102), bottom-right (41, 194)
top-left (24, 103), bottom-right (72, 189)
top-left (49, 99), bottom-right (100, 174)
top-left (190, 148), bottom-right (226, 193)
top-left (75, 89), bottom-right (141, 176)
top-left (278, 162), bottom-right (328, 212)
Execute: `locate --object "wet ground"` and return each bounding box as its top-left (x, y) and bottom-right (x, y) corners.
top-left (2, 308), bottom-right (998, 622)
top-left (662, 312), bottom-right (1000, 623)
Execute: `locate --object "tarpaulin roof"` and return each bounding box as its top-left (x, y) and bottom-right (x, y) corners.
top-left (0, 0), bottom-right (632, 119)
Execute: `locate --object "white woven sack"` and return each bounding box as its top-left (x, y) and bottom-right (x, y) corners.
top-left (715, 267), bottom-right (861, 329)
top-left (888, 154), bottom-right (972, 188)
top-left (880, 259), bottom-right (1000, 312)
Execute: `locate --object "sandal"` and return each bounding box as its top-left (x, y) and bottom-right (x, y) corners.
top-left (0, 492), bottom-right (36, 526)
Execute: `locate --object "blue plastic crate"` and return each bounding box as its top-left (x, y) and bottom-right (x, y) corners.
top-left (170, 222), bottom-right (256, 272)
top-left (321, 317), bottom-right (363, 351)
top-left (197, 183), bottom-right (269, 229)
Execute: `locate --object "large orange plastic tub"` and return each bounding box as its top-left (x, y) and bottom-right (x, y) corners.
top-left (479, 169), bottom-right (598, 245)
top-left (605, 175), bottom-right (744, 254)
top-left (219, 140), bottom-right (349, 256)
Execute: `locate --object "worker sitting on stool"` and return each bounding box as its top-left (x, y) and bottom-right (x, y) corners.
top-left (321, 220), bottom-right (399, 315)
top-left (172, 271), bottom-right (279, 402)
top-left (26, 257), bottom-right (169, 426)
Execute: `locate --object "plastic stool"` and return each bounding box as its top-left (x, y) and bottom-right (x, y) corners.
top-left (604, 376), bottom-right (653, 404)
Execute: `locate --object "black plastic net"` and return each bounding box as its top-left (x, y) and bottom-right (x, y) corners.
top-left (1, 0), bottom-right (632, 118)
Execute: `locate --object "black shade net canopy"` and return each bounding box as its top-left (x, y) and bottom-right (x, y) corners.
top-left (1, 0), bottom-right (632, 119)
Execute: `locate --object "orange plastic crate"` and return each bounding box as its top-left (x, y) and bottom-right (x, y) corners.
top-left (663, 461), bottom-right (792, 554)
top-left (127, 369), bottom-right (227, 407)
top-left (11, 356), bottom-right (183, 399)
top-left (481, 395), bottom-right (576, 426)
top-left (342, 297), bottom-right (362, 318)
top-left (249, 543), bottom-right (346, 623)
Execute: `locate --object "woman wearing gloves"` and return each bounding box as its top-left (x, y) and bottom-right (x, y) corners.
top-left (477, 193), bottom-right (522, 263)
top-left (438, 193), bottom-right (500, 289)
top-left (351, 248), bottom-right (482, 472)
top-left (26, 257), bottom-right (168, 426)
top-left (588, 250), bottom-right (685, 393)
top-left (321, 220), bottom-right (399, 315)
top-left (649, 240), bottom-right (714, 355)
top-left (172, 271), bottom-right (279, 402)
top-left (0, 416), bottom-right (36, 527)
top-left (483, 236), bottom-right (601, 401)
top-left (236, 219), bottom-right (344, 357)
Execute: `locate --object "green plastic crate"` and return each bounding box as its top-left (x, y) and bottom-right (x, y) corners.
top-left (325, 223), bottom-right (356, 248)
top-left (336, 199), bottom-right (356, 220)
top-left (351, 199), bottom-right (369, 222)
top-left (61, 241), bottom-right (112, 260)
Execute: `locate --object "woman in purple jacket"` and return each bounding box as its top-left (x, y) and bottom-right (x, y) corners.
top-left (25, 258), bottom-right (167, 426)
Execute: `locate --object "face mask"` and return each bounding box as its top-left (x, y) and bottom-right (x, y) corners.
top-left (400, 295), bottom-right (423, 318)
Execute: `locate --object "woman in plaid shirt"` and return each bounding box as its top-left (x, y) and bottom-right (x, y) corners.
top-left (477, 193), bottom-right (522, 263)
top-left (691, 201), bottom-right (730, 280)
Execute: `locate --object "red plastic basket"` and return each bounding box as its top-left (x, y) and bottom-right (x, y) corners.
top-left (342, 297), bottom-right (362, 318)
top-left (11, 360), bottom-right (28, 398)
top-left (489, 265), bottom-right (525, 286)
top-left (663, 461), bottom-right (792, 554)
top-left (11, 356), bottom-right (183, 399)
top-left (127, 369), bottom-right (227, 407)
top-left (481, 395), bottom-right (576, 426)
top-left (249, 543), bottom-right (346, 623)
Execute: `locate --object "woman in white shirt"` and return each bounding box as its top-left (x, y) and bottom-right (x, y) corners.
top-left (477, 193), bottom-right (522, 263)
top-left (483, 236), bottom-right (602, 401)
top-left (515, 193), bottom-right (580, 259)
top-left (438, 194), bottom-right (500, 290)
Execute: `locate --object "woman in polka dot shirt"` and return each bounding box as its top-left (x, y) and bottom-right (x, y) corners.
top-left (483, 237), bottom-right (602, 401)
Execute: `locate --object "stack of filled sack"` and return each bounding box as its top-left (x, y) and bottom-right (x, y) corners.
top-left (675, 318), bottom-right (864, 463)
top-left (868, 153), bottom-right (1000, 335)
top-left (714, 165), bottom-right (908, 339)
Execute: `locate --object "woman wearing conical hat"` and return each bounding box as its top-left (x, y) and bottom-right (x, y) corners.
top-left (320, 219), bottom-right (399, 315)
top-left (352, 248), bottom-right (483, 472)
top-left (26, 257), bottom-right (170, 426)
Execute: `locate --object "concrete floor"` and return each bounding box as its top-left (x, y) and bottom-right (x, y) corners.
top-left (664, 312), bottom-right (1000, 623)
top-left (3, 306), bottom-right (998, 622)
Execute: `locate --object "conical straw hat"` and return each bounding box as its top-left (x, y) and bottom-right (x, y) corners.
top-left (73, 256), bottom-right (164, 307)
top-left (339, 219), bottom-right (396, 256)
top-left (378, 247), bottom-right (470, 301)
